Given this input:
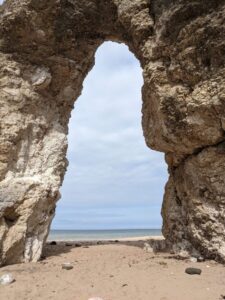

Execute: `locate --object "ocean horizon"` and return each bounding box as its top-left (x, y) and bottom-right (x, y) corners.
top-left (48, 228), bottom-right (162, 241)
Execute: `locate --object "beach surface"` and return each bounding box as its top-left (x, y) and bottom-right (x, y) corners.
top-left (0, 238), bottom-right (225, 300)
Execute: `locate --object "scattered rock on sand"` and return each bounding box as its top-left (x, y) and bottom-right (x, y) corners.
top-left (178, 250), bottom-right (190, 259)
top-left (185, 267), bottom-right (202, 275)
top-left (62, 263), bottom-right (73, 270)
top-left (197, 256), bottom-right (205, 262)
top-left (189, 257), bottom-right (197, 263)
top-left (0, 274), bottom-right (15, 285)
top-left (143, 243), bottom-right (154, 253)
top-left (49, 241), bottom-right (57, 245)
top-left (65, 242), bottom-right (73, 247)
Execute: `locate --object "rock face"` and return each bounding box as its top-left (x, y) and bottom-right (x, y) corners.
top-left (0, 0), bottom-right (224, 265)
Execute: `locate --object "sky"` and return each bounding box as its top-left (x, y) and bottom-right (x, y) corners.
top-left (50, 42), bottom-right (168, 230)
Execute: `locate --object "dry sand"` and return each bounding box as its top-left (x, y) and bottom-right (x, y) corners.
top-left (0, 239), bottom-right (225, 300)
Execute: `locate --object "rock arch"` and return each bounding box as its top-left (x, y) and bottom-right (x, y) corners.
top-left (0, 0), bottom-right (225, 265)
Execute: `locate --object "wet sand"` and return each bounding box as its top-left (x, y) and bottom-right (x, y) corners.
top-left (0, 238), bottom-right (225, 300)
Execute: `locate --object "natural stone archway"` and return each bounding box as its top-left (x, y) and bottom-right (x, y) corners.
top-left (0, 0), bottom-right (225, 265)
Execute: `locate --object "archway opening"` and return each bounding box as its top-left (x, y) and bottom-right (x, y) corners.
top-left (49, 41), bottom-right (168, 241)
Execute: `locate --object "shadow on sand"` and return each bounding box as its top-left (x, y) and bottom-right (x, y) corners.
top-left (42, 238), bottom-right (168, 260)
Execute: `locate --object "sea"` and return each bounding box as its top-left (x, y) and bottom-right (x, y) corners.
top-left (48, 229), bottom-right (162, 241)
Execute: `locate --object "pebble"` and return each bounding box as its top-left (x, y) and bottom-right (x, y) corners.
top-left (49, 241), bottom-right (57, 245)
top-left (0, 273), bottom-right (15, 285)
top-left (197, 256), bottom-right (205, 262)
top-left (178, 250), bottom-right (190, 259)
top-left (189, 257), bottom-right (197, 263)
top-left (62, 263), bottom-right (73, 270)
top-left (185, 267), bottom-right (202, 275)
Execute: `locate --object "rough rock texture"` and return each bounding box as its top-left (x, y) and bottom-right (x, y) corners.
top-left (0, 0), bottom-right (225, 265)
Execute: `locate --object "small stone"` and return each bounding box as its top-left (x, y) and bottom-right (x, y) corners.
top-left (178, 250), bottom-right (190, 259)
top-left (0, 273), bottom-right (15, 285)
top-left (50, 241), bottom-right (57, 245)
top-left (62, 263), bottom-right (73, 270)
top-left (189, 257), bottom-right (197, 263)
top-left (185, 267), bottom-right (202, 275)
top-left (197, 256), bottom-right (205, 262)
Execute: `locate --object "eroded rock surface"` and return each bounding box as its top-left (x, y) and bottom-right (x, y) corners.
top-left (0, 0), bottom-right (225, 264)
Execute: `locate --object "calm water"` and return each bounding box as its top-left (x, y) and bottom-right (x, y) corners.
top-left (48, 229), bottom-right (162, 241)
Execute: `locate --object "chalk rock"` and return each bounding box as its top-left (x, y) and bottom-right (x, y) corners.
top-left (178, 250), bottom-right (190, 259)
top-left (0, 274), bottom-right (15, 285)
top-left (189, 257), bottom-right (197, 263)
top-left (143, 243), bottom-right (154, 253)
top-left (31, 67), bottom-right (52, 90)
top-left (197, 256), bottom-right (205, 262)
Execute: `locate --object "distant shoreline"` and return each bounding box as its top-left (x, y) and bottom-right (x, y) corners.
top-left (48, 229), bottom-right (163, 242)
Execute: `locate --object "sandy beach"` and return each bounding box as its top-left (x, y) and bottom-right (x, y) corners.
top-left (0, 238), bottom-right (225, 300)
